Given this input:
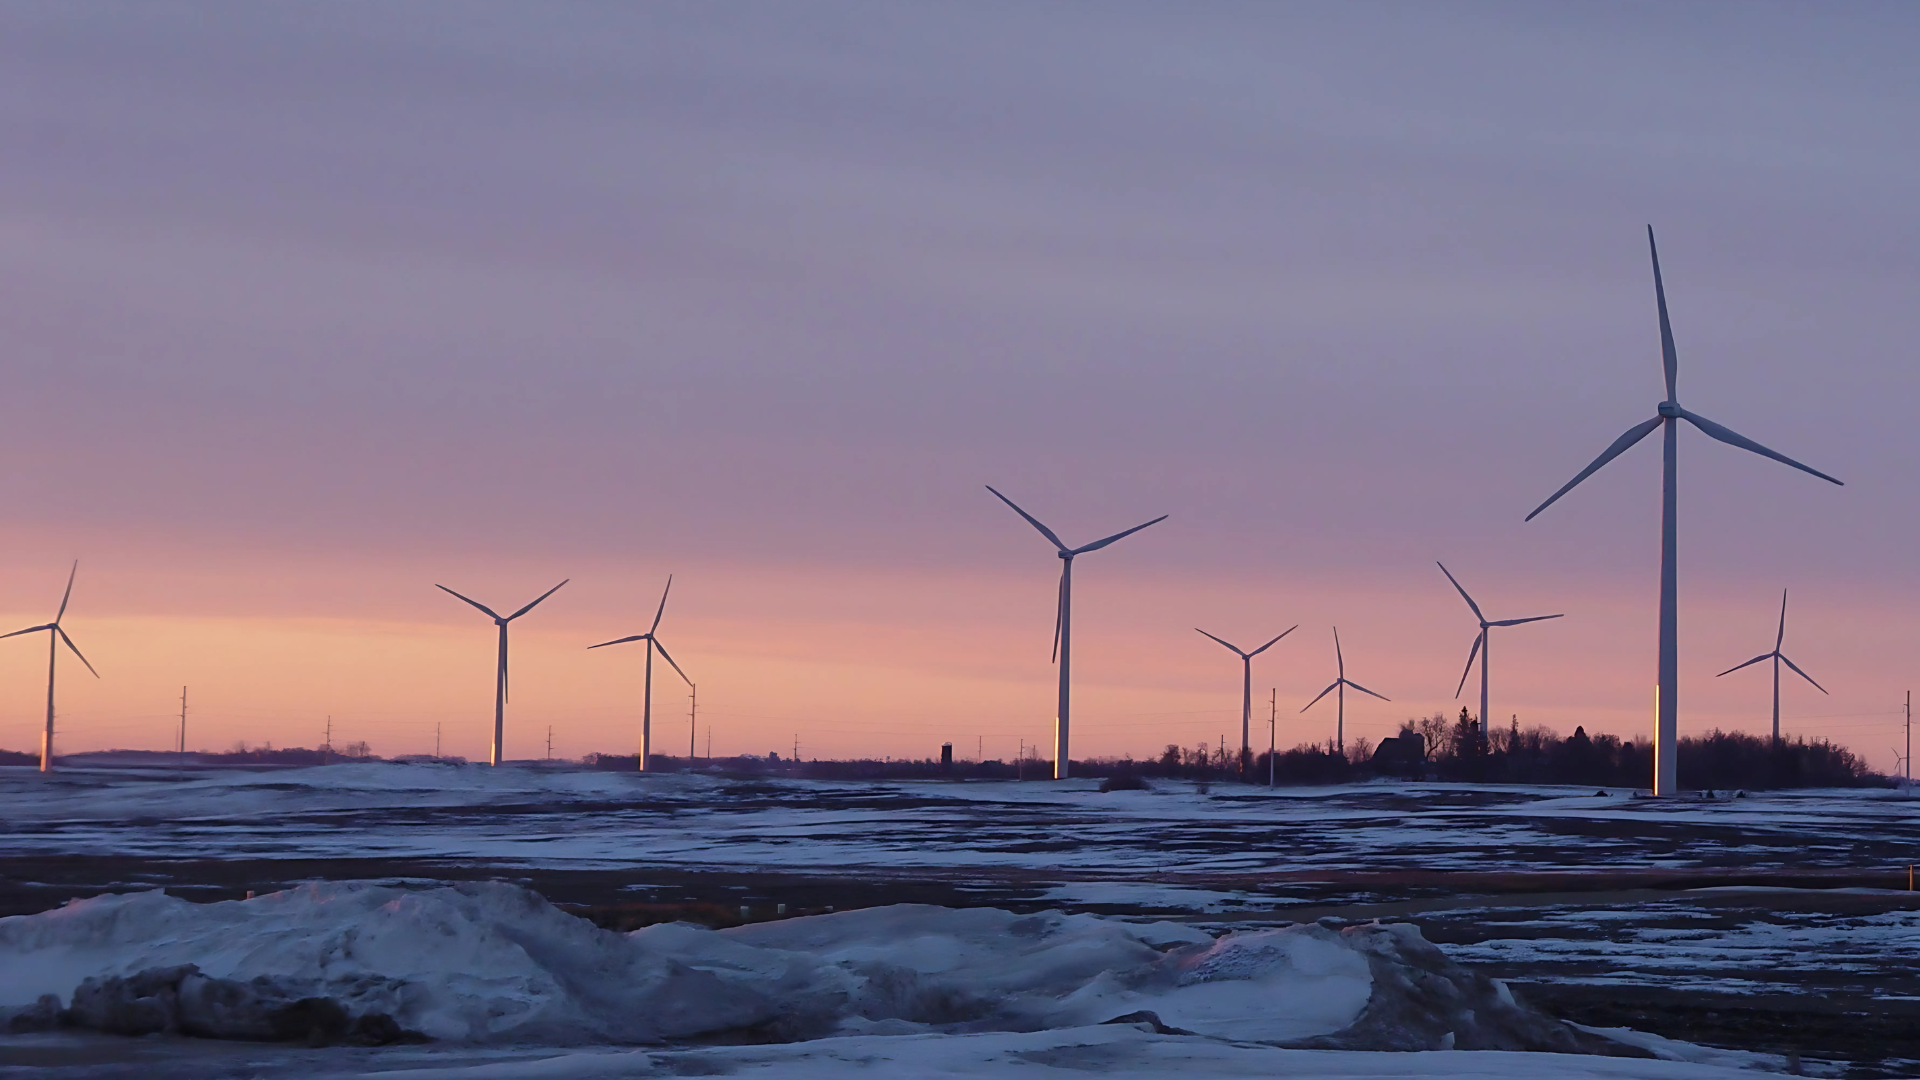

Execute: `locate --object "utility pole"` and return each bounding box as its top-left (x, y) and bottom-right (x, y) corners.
top-left (1906, 691), bottom-right (1912, 795)
top-left (793, 734), bottom-right (799, 762)
top-left (435, 722), bottom-right (442, 758)
top-left (323, 715), bottom-right (332, 765)
top-left (688, 684), bottom-right (697, 764)
top-left (1268, 687), bottom-right (1276, 787)
top-left (547, 724), bottom-right (553, 760)
top-left (706, 725), bottom-right (711, 760)
top-left (178, 686), bottom-right (188, 755)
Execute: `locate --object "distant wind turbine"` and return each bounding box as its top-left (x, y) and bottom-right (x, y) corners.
top-left (1436, 563), bottom-right (1562, 739)
top-left (436, 578), bottom-right (568, 766)
top-left (590, 576), bottom-right (691, 773)
top-left (1, 562), bottom-right (98, 773)
top-left (987, 486), bottom-right (1166, 780)
top-left (1716, 588), bottom-right (1826, 744)
top-left (1300, 627), bottom-right (1388, 754)
top-left (1525, 227), bottom-right (1841, 796)
top-left (1195, 626), bottom-right (1296, 780)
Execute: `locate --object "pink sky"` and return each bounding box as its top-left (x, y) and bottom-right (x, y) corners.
top-left (2, 4), bottom-right (1916, 768)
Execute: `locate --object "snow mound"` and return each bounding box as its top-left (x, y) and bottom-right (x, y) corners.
top-left (0, 882), bottom-right (1587, 1052)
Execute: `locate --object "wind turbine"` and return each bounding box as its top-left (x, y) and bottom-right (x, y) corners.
top-left (1436, 563), bottom-right (1562, 740)
top-left (590, 576), bottom-right (691, 773)
top-left (1, 562), bottom-right (98, 773)
top-left (1195, 625), bottom-right (1296, 780)
top-left (1300, 627), bottom-right (1388, 754)
top-left (436, 578), bottom-right (568, 766)
top-left (987, 486), bottom-right (1166, 779)
top-left (1716, 588), bottom-right (1825, 744)
top-left (1526, 227), bottom-right (1841, 796)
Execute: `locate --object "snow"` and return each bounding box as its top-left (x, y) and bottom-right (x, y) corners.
top-left (0, 881), bottom-right (1369, 1045)
top-left (312, 1026), bottom-right (1768, 1079)
top-left (3, 765), bottom-right (1911, 881)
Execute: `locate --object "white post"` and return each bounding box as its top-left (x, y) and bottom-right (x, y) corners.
top-left (1054, 557), bottom-right (1073, 779)
top-left (1655, 412), bottom-right (1680, 795)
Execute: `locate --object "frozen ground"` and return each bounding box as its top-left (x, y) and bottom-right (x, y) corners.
top-left (1, 764), bottom-right (1914, 882)
top-left (2, 764), bottom-right (1917, 1073)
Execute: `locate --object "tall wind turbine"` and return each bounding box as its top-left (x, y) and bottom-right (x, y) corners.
top-left (1, 562), bottom-right (98, 773)
top-left (1300, 627), bottom-right (1388, 754)
top-left (437, 578), bottom-right (568, 766)
top-left (987, 486), bottom-right (1166, 780)
top-left (1437, 563), bottom-right (1563, 738)
top-left (1717, 588), bottom-right (1825, 744)
top-left (1195, 626), bottom-right (1296, 780)
top-left (590, 576), bottom-right (691, 772)
top-left (1526, 228), bottom-right (1842, 796)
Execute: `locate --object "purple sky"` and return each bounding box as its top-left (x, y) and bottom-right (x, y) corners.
top-left (2, 3), bottom-right (1917, 764)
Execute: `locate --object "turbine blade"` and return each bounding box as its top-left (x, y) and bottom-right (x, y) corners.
top-left (507, 578), bottom-right (570, 621)
top-left (0, 624), bottom-right (54, 640)
top-left (1071, 514), bottom-right (1168, 555)
top-left (1195, 628), bottom-right (1245, 656)
top-left (1779, 653), bottom-right (1827, 695)
top-left (1455, 632), bottom-right (1483, 699)
top-left (650, 575), bottom-right (673, 634)
top-left (653, 638), bottom-right (693, 687)
top-left (1333, 626), bottom-right (1343, 677)
top-left (1051, 562), bottom-right (1065, 663)
top-left (1248, 626), bottom-right (1297, 657)
top-left (437, 585), bottom-right (502, 620)
top-left (1300, 680), bottom-right (1340, 713)
top-left (57, 626), bottom-right (99, 678)
top-left (1776, 588), bottom-right (1788, 651)
top-left (1344, 678), bottom-right (1390, 703)
top-left (985, 486), bottom-right (1068, 551)
top-left (1649, 225), bottom-right (1677, 401)
top-left (1678, 409), bottom-right (1842, 486)
top-left (589, 634), bottom-right (650, 650)
top-left (56, 561), bottom-right (78, 623)
top-left (1490, 614), bottom-right (1564, 627)
top-left (1525, 416), bottom-right (1663, 521)
top-left (1436, 562), bottom-right (1484, 622)
top-left (1716, 653), bottom-right (1772, 678)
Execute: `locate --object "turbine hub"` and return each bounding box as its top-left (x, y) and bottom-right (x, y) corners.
top-left (1057, 550), bottom-right (1073, 560)
top-left (1657, 400), bottom-right (1680, 418)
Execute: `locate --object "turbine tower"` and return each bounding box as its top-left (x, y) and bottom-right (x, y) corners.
top-left (590, 576), bottom-right (691, 772)
top-left (1300, 627), bottom-right (1388, 754)
top-left (1436, 563), bottom-right (1562, 740)
top-left (1717, 588), bottom-right (1825, 744)
top-left (1195, 625), bottom-right (1296, 780)
top-left (436, 578), bottom-right (568, 766)
top-left (1, 562), bottom-right (98, 773)
top-left (987, 486), bottom-right (1166, 780)
top-left (1526, 227), bottom-right (1841, 796)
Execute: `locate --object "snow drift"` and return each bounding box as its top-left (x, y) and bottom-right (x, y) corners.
top-left (0, 881), bottom-right (1598, 1052)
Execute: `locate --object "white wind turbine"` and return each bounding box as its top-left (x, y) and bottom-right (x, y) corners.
top-left (1436, 563), bottom-right (1562, 737)
top-left (1, 562), bottom-right (98, 772)
top-left (987, 486), bottom-right (1166, 779)
top-left (1195, 626), bottom-right (1296, 780)
top-left (1526, 227), bottom-right (1841, 796)
top-left (1300, 627), bottom-right (1388, 754)
top-left (1716, 588), bottom-right (1825, 744)
top-left (590, 576), bottom-right (691, 772)
top-left (437, 578), bottom-right (568, 766)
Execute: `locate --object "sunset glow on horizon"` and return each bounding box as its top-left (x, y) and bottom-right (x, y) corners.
top-left (5, 4), bottom-right (1916, 773)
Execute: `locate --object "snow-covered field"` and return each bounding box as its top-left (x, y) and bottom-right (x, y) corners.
top-left (2, 764), bottom-right (1914, 878)
top-left (2, 764), bottom-right (1916, 1077)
